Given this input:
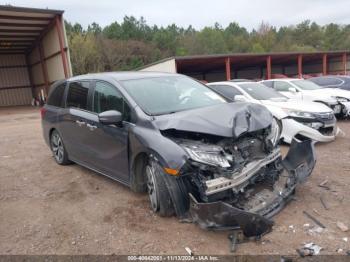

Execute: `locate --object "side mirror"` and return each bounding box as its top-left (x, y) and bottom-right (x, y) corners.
top-left (98, 110), bottom-right (122, 125)
top-left (288, 87), bottom-right (297, 93)
top-left (235, 95), bottom-right (247, 102)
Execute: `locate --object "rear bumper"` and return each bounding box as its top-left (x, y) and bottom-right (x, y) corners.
top-left (188, 139), bottom-right (316, 237)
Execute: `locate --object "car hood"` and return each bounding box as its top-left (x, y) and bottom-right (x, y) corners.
top-left (317, 88), bottom-right (350, 99)
top-left (153, 103), bottom-right (272, 138)
top-left (261, 99), bottom-right (333, 113)
top-left (303, 88), bottom-right (350, 99)
top-left (301, 89), bottom-right (339, 103)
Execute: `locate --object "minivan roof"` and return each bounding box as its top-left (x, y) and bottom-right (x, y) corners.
top-left (68, 71), bottom-right (175, 82)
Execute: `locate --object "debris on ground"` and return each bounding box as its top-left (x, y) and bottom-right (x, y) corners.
top-left (185, 247), bottom-right (193, 256)
top-left (336, 248), bottom-right (343, 253)
top-left (288, 225), bottom-right (296, 233)
top-left (318, 180), bottom-right (330, 190)
top-left (337, 128), bottom-right (346, 137)
top-left (296, 243), bottom-right (322, 257)
top-left (228, 230), bottom-right (246, 253)
top-left (320, 196), bottom-right (329, 210)
top-left (342, 237), bottom-right (348, 242)
top-left (312, 208), bottom-right (320, 215)
top-left (336, 221), bottom-right (349, 232)
top-left (319, 180), bottom-right (328, 186)
top-left (303, 211), bottom-right (326, 228)
top-left (308, 226), bottom-right (324, 235)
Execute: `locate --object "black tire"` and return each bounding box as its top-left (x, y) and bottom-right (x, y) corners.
top-left (50, 130), bottom-right (71, 165)
top-left (146, 159), bottom-right (175, 217)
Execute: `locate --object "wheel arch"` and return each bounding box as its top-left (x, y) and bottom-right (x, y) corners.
top-left (49, 127), bottom-right (56, 140)
top-left (129, 148), bottom-right (172, 193)
top-left (314, 100), bottom-right (329, 107)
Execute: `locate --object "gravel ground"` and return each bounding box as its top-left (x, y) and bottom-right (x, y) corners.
top-left (0, 106), bottom-right (349, 255)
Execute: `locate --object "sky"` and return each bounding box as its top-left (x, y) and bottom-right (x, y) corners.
top-left (3, 0), bottom-right (350, 30)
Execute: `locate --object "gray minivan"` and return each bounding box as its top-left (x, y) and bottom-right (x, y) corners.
top-left (41, 72), bottom-right (315, 238)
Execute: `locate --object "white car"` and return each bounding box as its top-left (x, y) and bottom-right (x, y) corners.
top-left (207, 81), bottom-right (337, 144)
top-left (260, 78), bottom-right (350, 117)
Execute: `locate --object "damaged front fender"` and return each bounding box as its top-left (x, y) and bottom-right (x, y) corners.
top-left (188, 139), bottom-right (316, 238)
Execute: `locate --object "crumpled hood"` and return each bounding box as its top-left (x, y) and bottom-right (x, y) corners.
top-left (153, 102), bottom-right (273, 138)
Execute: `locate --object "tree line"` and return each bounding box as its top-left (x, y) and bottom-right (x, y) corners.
top-left (65, 17), bottom-right (350, 75)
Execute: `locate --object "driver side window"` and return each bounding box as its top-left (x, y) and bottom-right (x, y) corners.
top-left (93, 81), bottom-right (131, 121)
top-left (274, 81), bottom-right (294, 92)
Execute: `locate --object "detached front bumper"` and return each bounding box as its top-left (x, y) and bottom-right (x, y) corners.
top-left (188, 139), bottom-right (316, 238)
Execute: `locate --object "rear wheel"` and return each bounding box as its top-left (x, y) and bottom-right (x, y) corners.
top-left (50, 130), bottom-right (70, 165)
top-left (145, 159), bottom-right (174, 217)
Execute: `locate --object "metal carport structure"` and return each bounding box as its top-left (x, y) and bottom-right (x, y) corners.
top-left (140, 51), bottom-right (349, 82)
top-left (0, 5), bottom-right (72, 106)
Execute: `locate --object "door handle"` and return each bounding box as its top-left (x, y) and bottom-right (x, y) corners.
top-left (86, 123), bottom-right (97, 131)
top-left (75, 120), bottom-right (86, 126)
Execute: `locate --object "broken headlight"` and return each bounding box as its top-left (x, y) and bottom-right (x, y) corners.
top-left (283, 109), bottom-right (316, 119)
top-left (334, 96), bottom-right (350, 102)
top-left (266, 118), bottom-right (281, 146)
top-left (182, 143), bottom-right (230, 168)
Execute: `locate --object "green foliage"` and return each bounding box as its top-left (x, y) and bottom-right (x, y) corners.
top-left (194, 27), bottom-right (228, 54)
top-left (65, 17), bottom-right (350, 75)
top-left (251, 43), bottom-right (265, 53)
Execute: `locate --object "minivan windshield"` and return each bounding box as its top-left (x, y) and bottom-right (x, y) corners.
top-left (237, 83), bottom-right (287, 100)
top-left (291, 80), bottom-right (323, 90)
top-left (122, 76), bottom-right (226, 115)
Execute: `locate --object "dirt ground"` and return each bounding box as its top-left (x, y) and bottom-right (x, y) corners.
top-left (0, 106), bottom-right (349, 255)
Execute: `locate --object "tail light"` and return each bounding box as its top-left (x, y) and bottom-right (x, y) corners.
top-left (40, 107), bottom-right (47, 119)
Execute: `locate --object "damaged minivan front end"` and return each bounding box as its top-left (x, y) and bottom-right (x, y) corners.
top-left (154, 103), bottom-right (316, 238)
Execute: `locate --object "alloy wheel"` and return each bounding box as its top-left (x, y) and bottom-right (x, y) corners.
top-left (146, 164), bottom-right (159, 212)
top-left (51, 133), bottom-right (64, 163)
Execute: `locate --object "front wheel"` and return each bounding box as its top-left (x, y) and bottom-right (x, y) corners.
top-left (50, 130), bottom-right (71, 165)
top-left (145, 159), bottom-right (174, 217)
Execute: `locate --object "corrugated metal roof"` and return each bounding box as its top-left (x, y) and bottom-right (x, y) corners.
top-left (173, 50), bottom-right (350, 61)
top-left (0, 5), bottom-right (64, 54)
top-left (139, 50), bottom-right (350, 71)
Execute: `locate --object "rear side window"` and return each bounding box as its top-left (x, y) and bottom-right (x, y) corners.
top-left (274, 81), bottom-right (293, 92)
top-left (47, 83), bottom-right (66, 107)
top-left (210, 85), bottom-right (242, 101)
top-left (66, 82), bottom-right (89, 110)
top-left (261, 81), bottom-right (273, 88)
